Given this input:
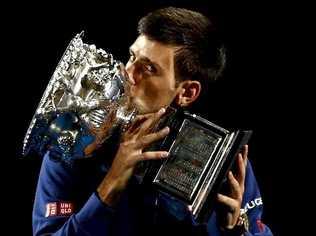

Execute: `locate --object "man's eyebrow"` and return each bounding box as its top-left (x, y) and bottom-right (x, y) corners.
top-left (129, 47), bottom-right (162, 71)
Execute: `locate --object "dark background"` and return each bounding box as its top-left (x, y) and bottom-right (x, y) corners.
top-left (3, 0), bottom-right (305, 235)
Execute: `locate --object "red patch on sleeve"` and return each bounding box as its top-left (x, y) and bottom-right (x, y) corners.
top-left (45, 202), bottom-right (74, 217)
top-left (256, 219), bottom-right (265, 232)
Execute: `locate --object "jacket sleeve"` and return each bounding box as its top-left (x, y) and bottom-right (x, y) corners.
top-left (205, 160), bottom-right (273, 236)
top-left (237, 161), bottom-right (273, 236)
top-left (32, 152), bottom-right (115, 236)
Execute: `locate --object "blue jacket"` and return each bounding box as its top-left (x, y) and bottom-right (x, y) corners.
top-left (33, 151), bottom-right (273, 235)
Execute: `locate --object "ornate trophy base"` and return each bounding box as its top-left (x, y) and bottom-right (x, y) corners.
top-left (137, 108), bottom-right (252, 223)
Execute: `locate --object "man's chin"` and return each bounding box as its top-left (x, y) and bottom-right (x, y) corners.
top-left (129, 99), bottom-right (145, 114)
top-left (132, 101), bottom-right (153, 115)
top-left (130, 98), bottom-right (164, 114)
top-left (135, 106), bottom-right (150, 115)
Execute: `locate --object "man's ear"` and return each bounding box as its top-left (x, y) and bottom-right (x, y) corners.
top-left (174, 80), bottom-right (201, 107)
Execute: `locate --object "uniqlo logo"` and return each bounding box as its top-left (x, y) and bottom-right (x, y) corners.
top-left (45, 203), bottom-right (57, 217)
top-left (60, 202), bottom-right (73, 215)
top-left (45, 202), bottom-right (73, 217)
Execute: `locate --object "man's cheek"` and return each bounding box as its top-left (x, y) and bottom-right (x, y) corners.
top-left (143, 83), bottom-right (160, 99)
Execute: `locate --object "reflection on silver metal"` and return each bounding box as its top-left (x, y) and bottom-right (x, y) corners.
top-left (23, 32), bottom-right (136, 160)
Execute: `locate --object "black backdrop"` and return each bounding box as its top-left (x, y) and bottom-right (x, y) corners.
top-left (3, 0), bottom-right (303, 235)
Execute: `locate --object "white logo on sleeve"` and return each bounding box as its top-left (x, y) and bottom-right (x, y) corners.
top-left (45, 202), bottom-right (74, 217)
top-left (240, 197), bottom-right (263, 214)
top-left (45, 202), bottom-right (57, 217)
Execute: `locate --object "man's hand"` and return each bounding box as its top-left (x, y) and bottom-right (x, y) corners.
top-left (217, 145), bottom-right (249, 230)
top-left (97, 108), bottom-right (169, 206)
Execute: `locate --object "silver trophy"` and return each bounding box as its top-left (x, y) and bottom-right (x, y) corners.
top-left (22, 32), bottom-right (137, 162)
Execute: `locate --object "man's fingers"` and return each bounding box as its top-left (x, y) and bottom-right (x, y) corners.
top-left (126, 113), bottom-right (155, 135)
top-left (242, 145), bottom-right (248, 167)
top-left (125, 108), bottom-right (167, 140)
top-left (228, 171), bottom-right (242, 200)
top-left (236, 153), bottom-right (246, 187)
top-left (138, 151), bottom-right (169, 161)
top-left (134, 112), bottom-right (156, 121)
top-left (138, 108), bottom-right (166, 136)
top-left (234, 145), bottom-right (248, 187)
top-left (217, 193), bottom-right (238, 212)
top-left (135, 127), bottom-right (170, 149)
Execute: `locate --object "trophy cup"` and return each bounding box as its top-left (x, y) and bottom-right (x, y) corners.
top-left (23, 32), bottom-right (252, 223)
top-left (22, 32), bottom-right (137, 163)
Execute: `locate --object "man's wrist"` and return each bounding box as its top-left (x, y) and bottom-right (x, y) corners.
top-left (221, 212), bottom-right (249, 236)
top-left (97, 175), bottom-right (125, 207)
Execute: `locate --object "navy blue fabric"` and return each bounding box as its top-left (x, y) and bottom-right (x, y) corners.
top-left (33, 152), bottom-right (273, 235)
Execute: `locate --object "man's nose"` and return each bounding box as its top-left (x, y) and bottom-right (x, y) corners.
top-left (120, 63), bottom-right (135, 85)
top-left (125, 62), bottom-right (141, 84)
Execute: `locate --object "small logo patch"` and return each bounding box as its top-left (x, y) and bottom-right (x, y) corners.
top-left (256, 219), bottom-right (265, 232)
top-left (45, 202), bottom-right (73, 217)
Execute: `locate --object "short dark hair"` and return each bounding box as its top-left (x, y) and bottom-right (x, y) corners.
top-left (138, 7), bottom-right (226, 87)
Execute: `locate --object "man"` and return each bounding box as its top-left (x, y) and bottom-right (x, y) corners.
top-left (33, 7), bottom-right (273, 235)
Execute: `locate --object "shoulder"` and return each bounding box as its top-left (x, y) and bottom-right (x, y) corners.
top-left (37, 152), bottom-right (83, 191)
top-left (38, 151), bottom-right (104, 191)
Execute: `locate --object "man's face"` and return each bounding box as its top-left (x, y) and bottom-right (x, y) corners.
top-left (126, 35), bottom-right (180, 114)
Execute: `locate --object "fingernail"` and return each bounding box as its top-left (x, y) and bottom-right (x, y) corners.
top-left (163, 127), bottom-right (170, 133)
top-left (161, 152), bottom-right (169, 158)
top-left (158, 108), bottom-right (166, 115)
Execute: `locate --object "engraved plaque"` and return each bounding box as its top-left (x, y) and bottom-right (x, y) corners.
top-left (141, 109), bottom-right (252, 223)
top-left (153, 119), bottom-right (222, 201)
